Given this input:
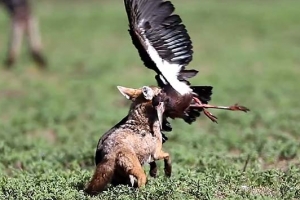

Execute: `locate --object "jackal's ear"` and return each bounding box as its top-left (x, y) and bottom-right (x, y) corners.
top-left (117, 86), bottom-right (141, 100)
top-left (142, 86), bottom-right (154, 100)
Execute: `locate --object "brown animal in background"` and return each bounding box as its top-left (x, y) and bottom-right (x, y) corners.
top-left (84, 86), bottom-right (171, 195)
top-left (1, 0), bottom-right (47, 68)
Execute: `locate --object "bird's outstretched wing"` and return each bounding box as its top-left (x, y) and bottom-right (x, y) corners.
top-left (124, 0), bottom-right (195, 95)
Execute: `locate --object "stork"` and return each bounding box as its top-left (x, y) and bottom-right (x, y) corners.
top-left (124, 0), bottom-right (249, 127)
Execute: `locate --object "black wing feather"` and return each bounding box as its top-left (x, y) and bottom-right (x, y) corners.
top-left (124, 0), bottom-right (193, 76)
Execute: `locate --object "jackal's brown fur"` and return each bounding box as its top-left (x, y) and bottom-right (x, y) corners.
top-left (84, 86), bottom-right (171, 195)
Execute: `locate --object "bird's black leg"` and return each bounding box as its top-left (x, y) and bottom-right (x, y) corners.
top-left (161, 117), bottom-right (170, 143)
top-left (161, 132), bottom-right (168, 144)
top-left (162, 117), bottom-right (172, 132)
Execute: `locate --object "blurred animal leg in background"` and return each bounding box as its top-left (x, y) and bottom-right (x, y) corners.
top-left (26, 15), bottom-right (47, 68)
top-left (4, 15), bottom-right (25, 68)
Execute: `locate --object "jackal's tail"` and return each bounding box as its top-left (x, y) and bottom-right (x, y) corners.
top-left (84, 157), bottom-right (115, 196)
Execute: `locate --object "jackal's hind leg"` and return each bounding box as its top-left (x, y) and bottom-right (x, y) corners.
top-left (116, 151), bottom-right (147, 188)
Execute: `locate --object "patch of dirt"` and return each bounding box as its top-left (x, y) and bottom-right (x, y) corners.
top-left (0, 90), bottom-right (25, 99)
top-left (214, 190), bottom-right (227, 199)
top-left (229, 148), bottom-right (242, 156)
top-left (26, 129), bottom-right (57, 144)
top-left (251, 186), bottom-right (277, 196)
top-left (214, 186), bottom-right (277, 199)
top-left (242, 186), bottom-right (277, 197)
top-left (263, 157), bottom-right (300, 171)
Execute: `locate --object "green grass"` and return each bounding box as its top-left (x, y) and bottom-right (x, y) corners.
top-left (1, 0), bottom-right (300, 199)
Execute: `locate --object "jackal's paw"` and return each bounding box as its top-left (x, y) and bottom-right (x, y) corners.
top-left (129, 175), bottom-right (138, 188)
top-left (164, 166), bottom-right (172, 177)
top-left (149, 168), bottom-right (157, 178)
top-left (137, 175), bottom-right (147, 188)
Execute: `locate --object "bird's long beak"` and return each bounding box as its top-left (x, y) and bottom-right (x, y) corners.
top-left (155, 102), bottom-right (165, 130)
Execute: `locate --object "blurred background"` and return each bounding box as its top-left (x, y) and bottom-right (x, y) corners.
top-left (0, 0), bottom-right (299, 199)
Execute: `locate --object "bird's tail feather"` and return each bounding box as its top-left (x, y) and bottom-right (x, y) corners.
top-left (183, 86), bottom-right (213, 124)
top-left (191, 86), bottom-right (213, 103)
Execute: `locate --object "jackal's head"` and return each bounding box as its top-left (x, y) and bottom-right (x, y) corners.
top-left (117, 85), bottom-right (165, 128)
top-left (117, 85), bottom-right (160, 101)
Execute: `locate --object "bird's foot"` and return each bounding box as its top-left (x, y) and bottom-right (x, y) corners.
top-left (203, 109), bottom-right (218, 123)
top-left (228, 103), bottom-right (250, 112)
top-left (192, 97), bottom-right (218, 122)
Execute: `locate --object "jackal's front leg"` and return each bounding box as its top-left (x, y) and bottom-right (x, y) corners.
top-left (149, 161), bottom-right (158, 178)
top-left (154, 150), bottom-right (172, 177)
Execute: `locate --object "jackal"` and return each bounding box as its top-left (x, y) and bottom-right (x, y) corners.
top-left (1, 0), bottom-right (47, 68)
top-left (84, 86), bottom-right (171, 195)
